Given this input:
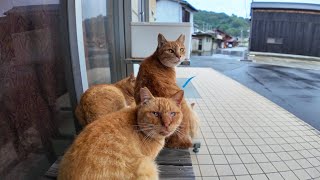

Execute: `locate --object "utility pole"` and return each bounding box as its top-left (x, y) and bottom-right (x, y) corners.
top-left (240, 28), bottom-right (243, 46)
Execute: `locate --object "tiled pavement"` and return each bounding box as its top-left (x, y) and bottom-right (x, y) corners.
top-left (176, 67), bottom-right (320, 180)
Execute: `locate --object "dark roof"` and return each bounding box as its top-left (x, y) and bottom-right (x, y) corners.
top-left (180, 1), bottom-right (198, 12)
top-left (251, 2), bottom-right (320, 11)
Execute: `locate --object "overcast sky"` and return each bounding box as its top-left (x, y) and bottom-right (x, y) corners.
top-left (187, 0), bottom-right (320, 18)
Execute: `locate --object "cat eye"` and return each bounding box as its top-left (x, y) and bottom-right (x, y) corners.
top-left (170, 112), bottom-right (176, 117)
top-left (180, 48), bottom-right (184, 52)
top-left (168, 49), bottom-right (174, 53)
top-left (152, 112), bottom-right (160, 117)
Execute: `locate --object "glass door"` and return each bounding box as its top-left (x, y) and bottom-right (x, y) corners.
top-left (81, 0), bottom-right (113, 86)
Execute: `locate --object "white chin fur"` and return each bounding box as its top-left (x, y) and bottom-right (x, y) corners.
top-left (161, 60), bottom-right (181, 68)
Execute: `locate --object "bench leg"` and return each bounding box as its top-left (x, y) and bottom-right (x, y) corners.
top-left (193, 142), bottom-right (201, 153)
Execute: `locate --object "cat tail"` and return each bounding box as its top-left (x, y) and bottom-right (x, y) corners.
top-left (189, 103), bottom-right (199, 138)
top-left (75, 105), bottom-right (87, 126)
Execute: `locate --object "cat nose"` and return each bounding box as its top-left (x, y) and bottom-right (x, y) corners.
top-left (162, 119), bottom-right (171, 128)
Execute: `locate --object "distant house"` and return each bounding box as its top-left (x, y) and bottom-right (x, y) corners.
top-left (212, 29), bottom-right (234, 48)
top-left (155, 0), bottom-right (197, 23)
top-left (250, 2), bottom-right (320, 57)
top-left (192, 32), bottom-right (216, 52)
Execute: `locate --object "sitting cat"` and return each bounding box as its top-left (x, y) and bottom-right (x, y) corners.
top-left (134, 33), bottom-right (199, 148)
top-left (75, 74), bottom-right (136, 126)
top-left (58, 87), bottom-right (184, 180)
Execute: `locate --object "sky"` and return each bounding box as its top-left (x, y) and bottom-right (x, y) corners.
top-left (186, 0), bottom-right (320, 18)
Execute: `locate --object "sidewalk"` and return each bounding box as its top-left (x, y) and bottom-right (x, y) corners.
top-left (177, 67), bottom-right (320, 180)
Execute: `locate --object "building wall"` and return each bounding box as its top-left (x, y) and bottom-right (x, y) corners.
top-left (202, 37), bottom-right (213, 51)
top-left (156, 0), bottom-right (181, 22)
top-left (192, 38), bottom-right (199, 52)
top-left (192, 36), bottom-right (213, 52)
top-left (250, 9), bottom-right (320, 57)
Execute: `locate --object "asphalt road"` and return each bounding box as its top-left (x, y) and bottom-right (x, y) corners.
top-left (190, 54), bottom-right (320, 131)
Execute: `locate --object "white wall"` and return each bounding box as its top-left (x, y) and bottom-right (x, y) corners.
top-left (156, 0), bottom-right (181, 22)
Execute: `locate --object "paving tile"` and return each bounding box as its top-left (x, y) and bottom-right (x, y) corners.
top-left (251, 174), bottom-right (268, 180)
top-left (239, 154), bottom-right (256, 164)
top-left (244, 163), bottom-right (263, 174)
top-left (266, 172), bottom-right (285, 180)
top-left (219, 176), bottom-right (236, 180)
top-left (277, 152), bottom-right (293, 161)
top-left (259, 162), bottom-right (277, 173)
top-left (299, 149), bottom-right (314, 158)
top-left (258, 145), bottom-right (274, 153)
top-left (280, 171), bottom-right (299, 180)
top-left (211, 155), bottom-right (228, 165)
top-left (205, 138), bottom-right (219, 146)
top-left (246, 146), bottom-right (262, 154)
top-left (307, 157), bottom-right (320, 166)
top-left (252, 153), bottom-right (269, 163)
top-left (193, 165), bottom-right (201, 176)
top-left (230, 164), bottom-right (249, 176)
top-left (191, 154), bottom-right (198, 164)
top-left (218, 139), bottom-right (232, 146)
top-left (234, 146), bottom-right (250, 154)
top-left (235, 175), bottom-right (253, 180)
top-left (293, 169), bottom-right (312, 180)
top-left (202, 177), bottom-right (219, 180)
top-left (287, 151), bottom-right (304, 160)
top-left (309, 149), bottom-right (320, 157)
top-left (214, 132), bottom-right (228, 139)
top-left (296, 158), bottom-right (313, 168)
top-left (272, 161), bottom-right (290, 172)
top-left (226, 154), bottom-right (242, 164)
top-left (229, 139), bottom-right (244, 146)
top-left (221, 146), bottom-right (237, 155)
top-left (241, 139), bottom-right (255, 146)
top-left (225, 133), bottom-right (239, 139)
top-left (284, 160), bottom-right (301, 170)
top-left (215, 165), bottom-right (234, 176)
top-left (305, 167), bottom-right (320, 179)
top-left (208, 146), bottom-right (223, 155)
top-left (281, 143), bottom-right (295, 152)
top-left (265, 152), bottom-right (282, 162)
top-left (197, 155), bottom-right (213, 164)
top-left (199, 165), bottom-right (218, 176)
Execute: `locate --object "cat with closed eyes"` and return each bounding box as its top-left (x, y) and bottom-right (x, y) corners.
top-left (58, 87), bottom-right (184, 180)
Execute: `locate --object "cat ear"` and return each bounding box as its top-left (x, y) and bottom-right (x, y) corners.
top-left (176, 34), bottom-right (185, 44)
top-left (171, 90), bottom-right (184, 107)
top-left (158, 33), bottom-right (167, 48)
top-left (129, 73), bottom-right (135, 82)
top-left (140, 87), bottom-right (154, 104)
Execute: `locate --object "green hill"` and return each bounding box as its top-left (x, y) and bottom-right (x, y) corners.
top-left (194, 10), bottom-right (250, 38)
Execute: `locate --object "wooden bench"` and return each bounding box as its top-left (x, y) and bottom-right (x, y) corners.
top-left (44, 148), bottom-right (195, 179)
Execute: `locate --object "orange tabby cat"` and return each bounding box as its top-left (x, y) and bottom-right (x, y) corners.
top-left (75, 74), bottom-right (136, 126)
top-left (58, 88), bottom-right (184, 180)
top-left (134, 33), bottom-right (199, 148)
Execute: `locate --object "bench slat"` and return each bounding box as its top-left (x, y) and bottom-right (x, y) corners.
top-left (159, 165), bottom-right (195, 179)
top-left (156, 148), bottom-right (192, 166)
top-left (45, 149), bottom-right (194, 179)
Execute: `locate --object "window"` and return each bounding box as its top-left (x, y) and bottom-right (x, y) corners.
top-left (182, 7), bottom-right (190, 22)
top-left (267, 37), bottom-right (283, 44)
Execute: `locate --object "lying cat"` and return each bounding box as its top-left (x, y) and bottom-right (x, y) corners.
top-left (134, 33), bottom-right (199, 148)
top-left (58, 87), bottom-right (184, 180)
top-left (75, 74), bottom-right (136, 126)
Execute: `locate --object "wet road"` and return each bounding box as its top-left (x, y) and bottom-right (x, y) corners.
top-left (190, 54), bottom-right (320, 130)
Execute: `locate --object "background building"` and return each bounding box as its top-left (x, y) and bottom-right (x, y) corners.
top-left (250, 2), bottom-right (320, 57)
